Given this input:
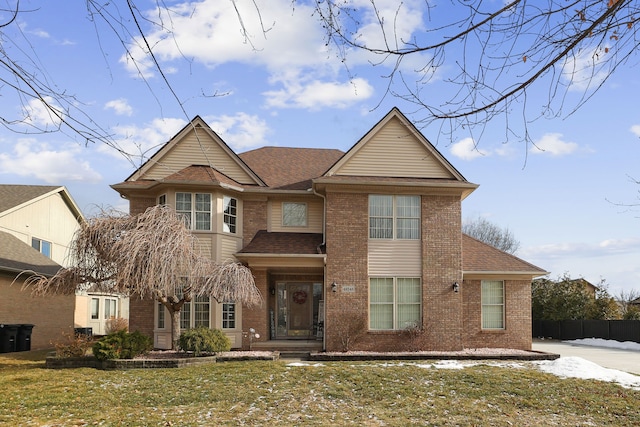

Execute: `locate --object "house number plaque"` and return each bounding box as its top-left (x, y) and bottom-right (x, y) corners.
top-left (341, 285), bottom-right (356, 293)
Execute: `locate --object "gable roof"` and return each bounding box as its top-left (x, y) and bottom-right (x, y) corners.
top-left (125, 116), bottom-right (265, 186)
top-left (325, 107), bottom-right (468, 181)
top-left (239, 147), bottom-right (344, 190)
top-left (0, 231), bottom-right (61, 277)
top-left (462, 234), bottom-right (548, 276)
top-left (0, 184), bottom-right (84, 221)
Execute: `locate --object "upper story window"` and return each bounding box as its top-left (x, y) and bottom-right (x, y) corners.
top-left (158, 194), bottom-right (167, 206)
top-left (282, 202), bottom-right (307, 227)
top-left (176, 192), bottom-right (211, 231)
top-left (223, 196), bottom-right (237, 233)
top-left (32, 237), bottom-right (52, 258)
top-left (369, 195), bottom-right (420, 239)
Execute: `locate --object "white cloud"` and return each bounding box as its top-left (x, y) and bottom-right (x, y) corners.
top-left (0, 138), bottom-right (101, 183)
top-left (22, 96), bottom-right (63, 130)
top-left (529, 133), bottom-right (578, 156)
top-left (630, 124), bottom-right (640, 137)
top-left (101, 118), bottom-right (187, 164)
top-left (205, 113), bottom-right (271, 150)
top-left (562, 46), bottom-right (610, 92)
top-left (449, 137), bottom-right (488, 161)
top-left (264, 77), bottom-right (374, 109)
top-left (105, 99), bottom-right (133, 116)
top-left (521, 237), bottom-right (640, 260)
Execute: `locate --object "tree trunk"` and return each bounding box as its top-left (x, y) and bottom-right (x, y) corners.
top-left (169, 308), bottom-right (180, 350)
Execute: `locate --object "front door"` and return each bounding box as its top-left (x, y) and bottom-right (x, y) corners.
top-left (276, 282), bottom-right (320, 338)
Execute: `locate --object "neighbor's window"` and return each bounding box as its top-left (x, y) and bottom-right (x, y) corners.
top-left (91, 298), bottom-right (99, 320)
top-left (32, 237), bottom-right (52, 258)
top-left (222, 303), bottom-right (236, 329)
top-left (282, 202), bottom-right (307, 227)
top-left (176, 192), bottom-right (211, 231)
top-left (223, 196), bottom-right (237, 233)
top-left (369, 195), bottom-right (420, 239)
top-left (369, 277), bottom-right (421, 330)
top-left (482, 280), bottom-right (505, 330)
top-left (104, 298), bottom-right (117, 319)
top-left (157, 304), bottom-right (165, 329)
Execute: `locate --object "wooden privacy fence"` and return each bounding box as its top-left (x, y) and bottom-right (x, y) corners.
top-left (533, 320), bottom-right (640, 343)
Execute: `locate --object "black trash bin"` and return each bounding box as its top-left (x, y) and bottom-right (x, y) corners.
top-left (17, 324), bottom-right (34, 352)
top-left (0, 324), bottom-right (19, 353)
top-left (74, 327), bottom-right (93, 338)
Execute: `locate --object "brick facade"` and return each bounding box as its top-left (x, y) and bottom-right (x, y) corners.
top-left (1, 274), bottom-right (75, 350)
top-left (128, 295), bottom-right (155, 339)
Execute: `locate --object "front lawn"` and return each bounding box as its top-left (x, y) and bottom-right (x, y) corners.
top-left (0, 351), bottom-right (638, 426)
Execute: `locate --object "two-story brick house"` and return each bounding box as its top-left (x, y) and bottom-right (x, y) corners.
top-left (112, 108), bottom-right (546, 352)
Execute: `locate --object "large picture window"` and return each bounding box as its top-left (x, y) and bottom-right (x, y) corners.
top-left (482, 280), bottom-right (505, 329)
top-left (181, 296), bottom-right (211, 329)
top-left (223, 196), bottom-right (237, 233)
top-left (369, 277), bottom-right (421, 330)
top-left (369, 195), bottom-right (420, 239)
top-left (176, 192), bottom-right (211, 231)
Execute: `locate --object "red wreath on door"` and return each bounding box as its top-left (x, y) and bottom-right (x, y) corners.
top-left (293, 290), bottom-right (307, 304)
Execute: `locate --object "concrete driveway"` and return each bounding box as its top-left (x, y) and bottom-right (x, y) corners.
top-left (532, 339), bottom-right (640, 375)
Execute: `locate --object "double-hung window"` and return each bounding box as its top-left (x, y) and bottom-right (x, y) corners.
top-left (370, 277), bottom-right (421, 330)
top-left (223, 196), bottom-right (237, 233)
top-left (222, 303), bottom-right (236, 329)
top-left (369, 195), bottom-right (420, 239)
top-left (482, 280), bottom-right (505, 329)
top-left (176, 192), bottom-right (211, 231)
top-left (181, 296), bottom-right (211, 329)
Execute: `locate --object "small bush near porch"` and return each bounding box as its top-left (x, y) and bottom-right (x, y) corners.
top-left (0, 351), bottom-right (638, 426)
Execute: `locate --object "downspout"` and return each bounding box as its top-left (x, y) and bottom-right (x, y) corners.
top-left (311, 186), bottom-right (327, 352)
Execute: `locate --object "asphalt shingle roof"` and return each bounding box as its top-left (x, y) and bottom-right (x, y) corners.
top-left (462, 234), bottom-right (547, 274)
top-left (238, 230), bottom-right (325, 255)
top-left (0, 231), bottom-right (61, 277)
top-left (239, 147), bottom-right (344, 189)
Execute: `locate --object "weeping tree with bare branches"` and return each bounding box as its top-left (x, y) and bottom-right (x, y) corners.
top-left (25, 205), bottom-right (262, 350)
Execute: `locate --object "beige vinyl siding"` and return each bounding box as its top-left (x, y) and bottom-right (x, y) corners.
top-left (336, 117), bottom-right (454, 179)
top-left (220, 236), bottom-right (241, 262)
top-left (194, 234), bottom-right (213, 258)
top-left (270, 198), bottom-right (323, 233)
top-left (368, 240), bottom-right (421, 276)
top-left (0, 192), bottom-right (80, 266)
top-left (144, 128), bottom-right (255, 184)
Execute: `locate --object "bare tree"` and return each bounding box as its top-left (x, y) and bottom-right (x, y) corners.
top-left (616, 288), bottom-right (640, 318)
top-left (463, 216), bottom-right (520, 254)
top-left (313, 0), bottom-right (640, 145)
top-left (23, 205), bottom-right (262, 349)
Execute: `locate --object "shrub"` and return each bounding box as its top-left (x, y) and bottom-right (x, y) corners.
top-left (105, 317), bottom-right (129, 334)
top-left (178, 327), bottom-right (231, 356)
top-left (92, 330), bottom-right (153, 361)
top-left (52, 329), bottom-right (93, 358)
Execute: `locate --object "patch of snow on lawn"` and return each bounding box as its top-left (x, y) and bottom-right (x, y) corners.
top-left (535, 357), bottom-right (640, 390)
top-left (564, 338), bottom-right (640, 351)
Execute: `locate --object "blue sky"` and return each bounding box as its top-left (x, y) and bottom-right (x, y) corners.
top-left (0, 1), bottom-right (638, 295)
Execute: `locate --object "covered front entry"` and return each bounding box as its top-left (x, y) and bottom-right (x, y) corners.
top-left (275, 282), bottom-right (323, 339)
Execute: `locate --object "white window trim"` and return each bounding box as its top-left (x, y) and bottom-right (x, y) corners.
top-left (176, 192), bottom-right (212, 231)
top-left (223, 195), bottom-right (238, 234)
top-left (180, 296), bottom-right (212, 329)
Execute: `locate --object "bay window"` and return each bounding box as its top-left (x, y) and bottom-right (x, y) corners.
top-left (223, 196), bottom-right (237, 233)
top-left (176, 192), bottom-right (211, 231)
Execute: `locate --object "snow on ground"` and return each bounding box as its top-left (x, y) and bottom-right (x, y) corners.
top-left (288, 339), bottom-right (640, 390)
top-left (563, 338), bottom-right (640, 351)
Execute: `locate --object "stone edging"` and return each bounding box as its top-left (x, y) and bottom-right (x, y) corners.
top-left (308, 351), bottom-right (560, 362)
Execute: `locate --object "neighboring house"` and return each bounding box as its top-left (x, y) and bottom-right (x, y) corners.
top-left (112, 108), bottom-right (547, 352)
top-left (0, 185), bottom-right (128, 344)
